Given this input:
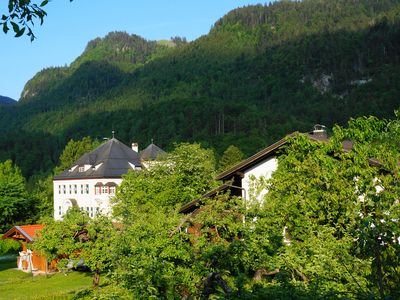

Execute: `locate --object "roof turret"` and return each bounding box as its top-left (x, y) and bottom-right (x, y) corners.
top-left (140, 143), bottom-right (166, 161)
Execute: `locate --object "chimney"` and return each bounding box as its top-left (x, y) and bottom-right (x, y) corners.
top-left (312, 124), bottom-right (327, 137)
top-left (131, 142), bottom-right (138, 152)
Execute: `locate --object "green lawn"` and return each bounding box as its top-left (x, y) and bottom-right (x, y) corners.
top-left (0, 256), bottom-right (92, 300)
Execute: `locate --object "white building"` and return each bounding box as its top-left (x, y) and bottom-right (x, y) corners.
top-left (53, 138), bottom-right (165, 220)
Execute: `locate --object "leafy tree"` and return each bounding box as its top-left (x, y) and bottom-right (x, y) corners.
top-left (218, 145), bottom-right (244, 173)
top-left (109, 143), bottom-right (217, 298)
top-left (32, 175), bottom-right (53, 218)
top-left (260, 116), bottom-right (400, 298)
top-left (114, 142), bottom-right (216, 214)
top-left (0, 160), bottom-right (30, 232)
top-left (1, 0), bottom-right (73, 41)
top-left (111, 203), bottom-right (198, 298)
top-left (34, 208), bottom-right (114, 287)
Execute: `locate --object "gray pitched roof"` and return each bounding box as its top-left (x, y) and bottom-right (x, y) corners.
top-left (140, 143), bottom-right (166, 161)
top-left (54, 138), bottom-right (141, 180)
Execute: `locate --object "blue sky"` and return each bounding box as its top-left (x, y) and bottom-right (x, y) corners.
top-left (1, 0), bottom-right (268, 100)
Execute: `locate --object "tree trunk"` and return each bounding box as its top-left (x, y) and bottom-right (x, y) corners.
top-left (92, 269), bottom-right (100, 288)
top-left (202, 272), bottom-right (231, 299)
top-left (295, 269), bottom-right (308, 282)
top-left (374, 240), bottom-right (385, 300)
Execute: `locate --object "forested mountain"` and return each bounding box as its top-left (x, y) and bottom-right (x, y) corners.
top-left (1, 0), bottom-right (400, 178)
top-left (19, 32), bottom-right (176, 102)
top-left (0, 95), bottom-right (16, 105)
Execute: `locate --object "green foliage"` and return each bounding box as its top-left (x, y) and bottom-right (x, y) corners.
top-left (112, 204), bottom-right (197, 299)
top-left (19, 66), bottom-right (69, 101)
top-left (31, 175), bottom-right (53, 219)
top-left (1, 0), bottom-right (73, 41)
top-left (218, 145), bottom-right (244, 173)
top-left (71, 31), bottom-right (175, 73)
top-left (0, 236), bottom-right (20, 255)
top-left (0, 160), bottom-right (31, 232)
top-left (170, 142), bottom-right (216, 201)
top-left (1, 0), bottom-right (47, 40)
top-left (114, 142), bottom-right (216, 215)
top-left (260, 116), bottom-right (400, 298)
top-left (110, 143), bottom-right (218, 298)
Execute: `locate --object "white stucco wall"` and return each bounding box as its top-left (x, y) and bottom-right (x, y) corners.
top-left (242, 156), bottom-right (278, 205)
top-left (53, 178), bottom-right (122, 220)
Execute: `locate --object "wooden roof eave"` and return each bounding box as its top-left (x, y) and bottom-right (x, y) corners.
top-left (2, 226), bottom-right (32, 242)
top-left (216, 134), bottom-right (296, 181)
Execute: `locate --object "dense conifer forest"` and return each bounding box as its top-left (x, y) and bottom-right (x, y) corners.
top-left (0, 0), bottom-right (400, 179)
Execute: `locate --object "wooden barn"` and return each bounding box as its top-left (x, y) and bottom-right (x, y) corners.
top-left (2, 224), bottom-right (51, 273)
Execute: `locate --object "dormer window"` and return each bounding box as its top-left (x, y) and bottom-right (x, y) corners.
top-left (68, 165), bottom-right (78, 172)
top-left (79, 165), bottom-right (85, 172)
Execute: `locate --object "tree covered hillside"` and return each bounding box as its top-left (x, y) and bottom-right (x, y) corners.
top-left (1, 0), bottom-right (400, 178)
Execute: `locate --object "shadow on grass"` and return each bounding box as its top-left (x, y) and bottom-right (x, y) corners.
top-left (0, 254), bottom-right (17, 271)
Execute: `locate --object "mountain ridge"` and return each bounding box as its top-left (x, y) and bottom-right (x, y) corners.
top-left (1, 0), bottom-right (400, 178)
top-left (0, 95), bottom-right (16, 105)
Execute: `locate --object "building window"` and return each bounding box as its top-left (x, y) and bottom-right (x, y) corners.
top-left (109, 186), bottom-right (116, 195)
top-left (96, 207), bottom-right (100, 214)
top-left (85, 184), bottom-right (89, 194)
top-left (95, 186), bottom-right (101, 194)
top-left (95, 183), bottom-right (103, 194)
top-left (58, 185), bottom-right (61, 194)
top-left (90, 207), bottom-right (94, 217)
top-left (80, 184), bottom-right (84, 194)
top-left (79, 166), bottom-right (85, 172)
top-left (74, 184), bottom-right (77, 194)
top-left (69, 185), bottom-right (72, 194)
top-left (86, 207), bottom-right (90, 213)
top-left (63, 185), bottom-right (66, 194)
top-left (59, 206), bottom-right (62, 216)
top-left (101, 186), bottom-right (108, 194)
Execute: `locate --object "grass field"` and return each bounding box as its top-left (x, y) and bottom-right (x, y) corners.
top-left (0, 255), bottom-right (92, 300)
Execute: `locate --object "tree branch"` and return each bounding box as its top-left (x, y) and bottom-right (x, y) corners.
top-left (253, 268), bottom-right (280, 281)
